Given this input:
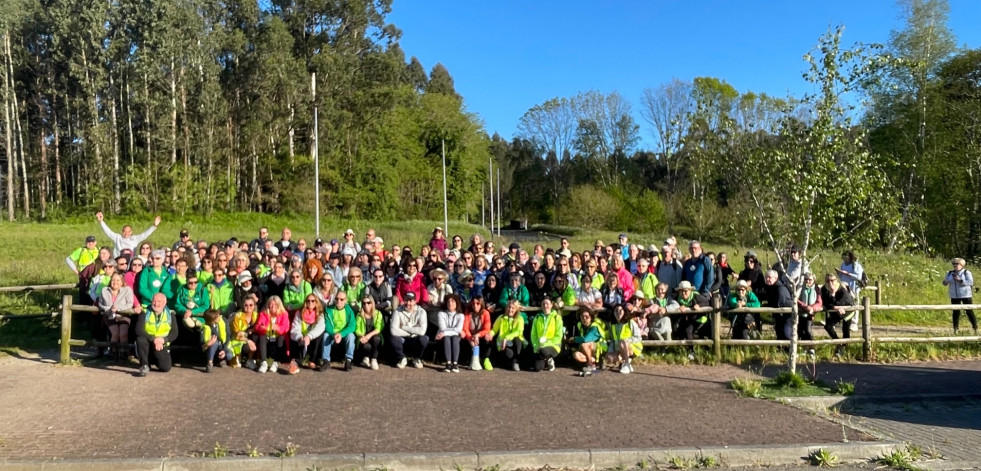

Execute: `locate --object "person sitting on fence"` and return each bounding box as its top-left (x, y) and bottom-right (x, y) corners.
top-left (606, 304), bottom-right (642, 375)
top-left (436, 294), bottom-right (465, 373)
top-left (88, 258), bottom-right (118, 304)
top-left (135, 293), bottom-right (178, 377)
top-left (634, 258), bottom-right (658, 300)
top-left (571, 308), bottom-right (602, 377)
top-left (356, 294), bottom-right (384, 371)
top-left (201, 309), bottom-right (232, 374)
top-left (499, 272), bottom-right (530, 310)
top-left (821, 273), bottom-right (855, 358)
top-left (395, 260), bottom-right (428, 305)
top-left (943, 258), bottom-right (977, 335)
top-left (645, 283), bottom-right (677, 341)
top-left (366, 268), bottom-right (395, 314)
top-left (611, 256), bottom-right (636, 300)
top-left (576, 274), bottom-right (603, 310)
top-left (581, 258), bottom-right (605, 290)
top-left (489, 299), bottom-right (526, 372)
top-left (763, 269), bottom-right (794, 341)
top-left (728, 280), bottom-right (760, 340)
top-left (175, 271), bottom-right (210, 330)
top-left (208, 268), bottom-right (234, 315)
top-left (125, 256), bottom-right (143, 291)
top-left (528, 271), bottom-right (550, 308)
top-left (96, 212), bottom-right (160, 258)
top-left (282, 269), bottom-right (313, 312)
top-left (254, 295), bottom-right (290, 373)
top-left (796, 273), bottom-right (823, 356)
top-left (530, 297), bottom-right (563, 372)
top-left (390, 292), bottom-right (429, 369)
top-left (289, 294), bottom-right (325, 374)
top-left (600, 274), bottom-right (625, 312)
top-left (228, 298), bottom-right (258, 369)
top-left (675, 280), bottom-right (710, 342)
top-left (97, 272), bottom-right (140, 362)
top-left (341, 267), bottom-right (366, 314)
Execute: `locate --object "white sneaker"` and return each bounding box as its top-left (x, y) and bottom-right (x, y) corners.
top-left (370, 359), bottom-right (379, 370)
top-left (360, 357), bottom-right (371, 368)
top-left (258, 361), bottom-right (268, 374)
top-left (269, 361), bottom-right (279, 373)
top-left (397, 357), bottom-right (408, 369)
top-left (470, 357), bottom-right (482, 371)
top-left (183, 316), bottom-right (196, 329)
top-left (412, 358), bottom-right (424, 369)
top-left (620, 363), bottom-right (632, 375)
top-left (546, 358), bottom-right (555, 372)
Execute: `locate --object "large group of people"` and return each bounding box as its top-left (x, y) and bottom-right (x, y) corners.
top-left (66, 214), bottom-right (894, 378)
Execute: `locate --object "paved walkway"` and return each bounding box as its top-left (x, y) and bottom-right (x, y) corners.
top-left (0, 351), bottom-right (864, 461)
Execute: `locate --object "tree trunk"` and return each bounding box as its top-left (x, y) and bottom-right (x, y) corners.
top-left (288, 102), bottom-right (295, 166)
top-left (109, 73), bottom-right (121, 213)
top-left (53, 92), bottom-right (62, 204)
top-left (125, 74), bottom-right (134, 164)
top-left (2, 30), bottom-right (13, 221)
top-left (39, 121), bottom-right (47, 220)
top-left (170, 58), bottom-right (177, 166)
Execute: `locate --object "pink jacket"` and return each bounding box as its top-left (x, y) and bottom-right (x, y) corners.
top-left (254, 310), bottom-right (290, 338)
top-left (616, 268), bottom-right (636, 300)
top-left (396, 272), bottom-right (429, 304)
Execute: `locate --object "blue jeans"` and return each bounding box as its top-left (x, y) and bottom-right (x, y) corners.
top-left (322, 332), bottom-right (355, 361)
top-left (205, 342), bottom-right (233, 364)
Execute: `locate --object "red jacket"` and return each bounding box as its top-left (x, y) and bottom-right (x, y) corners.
top-left (462, 308), bottom-right (492, 340)
top-left (254, 310), bottom-right (290, 338)
top-left (395, 272), bottom-right (429, 304)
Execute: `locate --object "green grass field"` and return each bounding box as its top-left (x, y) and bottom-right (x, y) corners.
top-left (0, 213), bottom-right (965, 354)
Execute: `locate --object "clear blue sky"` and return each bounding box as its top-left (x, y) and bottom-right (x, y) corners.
top-left (389, 1), bottom-right (981, 149)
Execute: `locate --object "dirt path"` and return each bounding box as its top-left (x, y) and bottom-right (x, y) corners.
top-left (0, 352), bottom-right (865, 460)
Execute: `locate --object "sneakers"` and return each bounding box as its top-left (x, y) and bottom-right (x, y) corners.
top-left (246, 359), bottom-right (257, 370)
top-left (579, 366), bottom-right (592, 377)
top-left (443, 363), bottom-right (453, 373)
top-left (258, 361), bottom-right (269, 374)
top-left (343, 359), bottom-right (353, 371)
top-left (546, 358), bottom-right (555, 372)
top-left (288, 361), bottom-right (299, 375)
top-left (451, 363), bottom-right (460, 373)
top-left (687, 352), bottom-right (695, 361)
top-left (307, 361), bottom-right (317, 370)
top-left (205, 362), bottom-right (214, 374)
top-left (229, 357), bottom-right (240, 368)
top-left (483, 358), bottom-right (494, 371)
top-left (360, 357), bottom-right (371, 368)
top-left (620, 363), bottom-right (632, 375)
top-left (470, 356), bottom-right (482, 371)
top-left (183, 316), bottom-right (196, 329)
top-left (370, 358), bottom-right (379, 370)
top-left (512, 361), bottom-right (520, 372)
top-left (218, 360), bottom-right (227, 368)
top-left (412, 358), bottom-right (424, 369)
top-left (136, 365), bottom-right (149, 377)
top-left (269, 361), bottom-right (279, 374)
top-left (397, 357), bottom-right (408, 369)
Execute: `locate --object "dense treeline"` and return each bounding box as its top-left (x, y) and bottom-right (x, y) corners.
top-left (498, 0), bottom-right (981, 259)
top-left (0, 0), bottom-right (488, 220)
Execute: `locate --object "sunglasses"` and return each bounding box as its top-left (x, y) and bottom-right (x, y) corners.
top-left (305, 299), bottom-right (317, 304)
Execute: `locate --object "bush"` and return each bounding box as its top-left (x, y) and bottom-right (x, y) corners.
top-left (556, 184), bottom-right (619, 230)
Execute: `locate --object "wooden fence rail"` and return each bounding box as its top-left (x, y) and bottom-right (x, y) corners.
top-left (51, 290), bottom-right (979, 365)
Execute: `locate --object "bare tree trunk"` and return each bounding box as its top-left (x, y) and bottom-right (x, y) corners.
top-left (14, 98), bottom-right (29, 218)
top-left (109, 73), bottom-right (121, 213)
top-left (53, 92), bottom-right (62, 204)
top-left (2, 30), bottom-right (13, 221)
top-left (144, 73), bottom-right (152, 163)
top-left (39, 120), bottom-right (47, 219)
top-left (170, 58), bottom-right (177, 166)
top-left (288, 102), bottom-right (295, 166)
top-left (125, 75), bottom-right (134, 164)
top-left (81, 48), bottom-right (103, 198)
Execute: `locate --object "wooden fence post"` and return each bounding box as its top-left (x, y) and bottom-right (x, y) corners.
top-left (862, 296), bottom-right (871, 362)
top-left (712, 295), bottom-right (722, 361)
top-left (60, 294), bottom-right (72, 364)
top-left (874, 280), bottom-right (882, 305)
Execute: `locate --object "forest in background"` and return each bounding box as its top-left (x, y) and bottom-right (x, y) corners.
top-left (1, 0), bottom-right (980, 258)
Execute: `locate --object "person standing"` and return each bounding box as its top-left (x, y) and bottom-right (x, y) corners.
top-left (96, 212), bottom-right (161, 257)
top-left (67, 235), bottom-right (100, 274)
top-left (944, 258), bottom-right (977, 334)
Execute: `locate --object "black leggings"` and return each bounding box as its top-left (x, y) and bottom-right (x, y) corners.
top-left (259, 336), bottom-right (285, 363)
top-left (531, 346), bottom-right (559, 372)
top-left (951, 298), bottom-right (978, 331)
top-left (798, 315), bottom-right (814, 341)
top-left (824, 312), bottom-right (852, 340)
top-left (494, 339), bottom-right (523, 365)
top-left (359, 335), bottom-right (382, 360)
top-left (290, 336), bottom-right (324, 363)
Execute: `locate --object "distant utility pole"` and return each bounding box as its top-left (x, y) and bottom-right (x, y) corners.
top-left (441, 139), bottom-right (448, 238)
top-left (312, 72), bottom-right (320, 238)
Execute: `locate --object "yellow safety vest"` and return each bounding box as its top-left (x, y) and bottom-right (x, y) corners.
top-left (145, 310), bottom-right (172, 338)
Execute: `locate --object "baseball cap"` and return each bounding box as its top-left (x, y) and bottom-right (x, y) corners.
top-left (85, 235), bottom-right (96, 243)
top-left (330, 239), bottom-right (339, 245)
top-left (180, 229), bottom-right (189, 237)
top-left (619, 233), bottom-right (628, 239)
top-left (509, 242), bottom-right (520, 250)
top-left (268, 247), bottom-right (280, 257)
top-left (225, 239), bottom-right (237, 247)
top-left (314, 238), bottom-right (324, 246)
top-left (404, 292), bottom-right (416, 301)
top-left (237, 271), bottom-right (253, 283)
